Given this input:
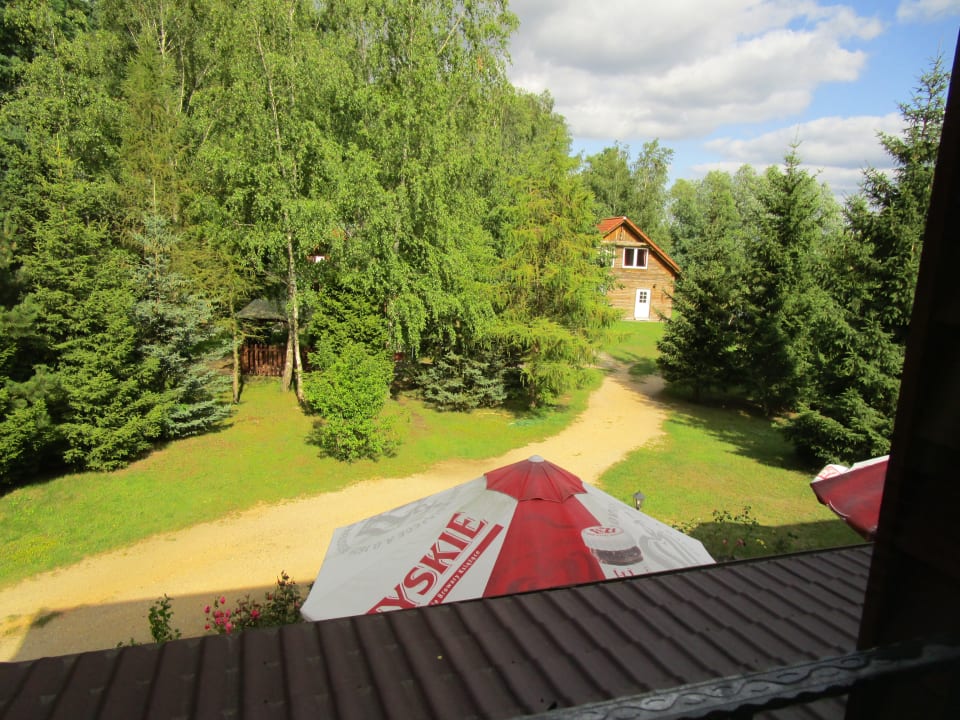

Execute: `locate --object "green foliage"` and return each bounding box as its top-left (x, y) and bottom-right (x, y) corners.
top-left (739, 147), bottom-right (838, 414)
top-left (203, 571), bottom-right (303, 635)
top-left (147, 594), bottom-right (182, 643)
top-left (303, 343), bottom-right (399, 461)
top-left (785, 57), bottom-right (947, 464)
top-left (131, 216), bottom-right (231, 439)
top-left (417, 346), bottom-right (509, 411)
top-left (581, 139), bottom-right (675, 248)
top-left (490, 100), bottom-right (619, 406)
top-left (658, 172), bottom-right (747, 399)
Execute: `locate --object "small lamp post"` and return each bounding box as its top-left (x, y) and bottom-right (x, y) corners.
top-left (633, 491), bottom-right (646, 510)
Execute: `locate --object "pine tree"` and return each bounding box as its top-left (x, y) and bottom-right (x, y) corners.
top-left (658, 171), bottom-right (745, 400)
top-left (131, 215), bottom-right (230, 439)
top-left (739, 148), bottom-right (838, 415)
top-left (786, 57), bottom-right (947, 463)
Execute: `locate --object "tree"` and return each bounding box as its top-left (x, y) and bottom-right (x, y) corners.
top-left (786, 57), bottom-right (948, 463)
top-left (630, 139), bottom-right (674, 249)
top-left (658, 171), bottom-right (745, 399)
top-left (0, 13), bottom-right (136, 477)
top-left (1, 0), bottom-right (92, 98)
top-left (580, 143), bottom-right (633, 218)
top-left (302, 341), bottom-right (398, 462)
top-left (130, 215), bottom-right (230, 439)
top-left (580, 139), bottom-right (674, 249)
top-left (318, 0), bottom-right (515, 360)
top-left (490, 95), bottom-right (619, 406)
top-left (738, 147), bottom-right (839, 414)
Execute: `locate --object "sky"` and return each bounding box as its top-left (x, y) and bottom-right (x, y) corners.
top-left (506, 0), bottom-right (960, 200)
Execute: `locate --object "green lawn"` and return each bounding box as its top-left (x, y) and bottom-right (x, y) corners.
top-left (598, 322), bottom-right (863, 559)
top-left (0, 373), bottom-right (600, 588)
top-left (1, 324), bottom-right (863, 588)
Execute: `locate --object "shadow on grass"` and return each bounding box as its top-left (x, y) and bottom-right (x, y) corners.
top-left (655, 384), bottom-right (817, 473)
top-left (676, 515), bottom-right (865, 563)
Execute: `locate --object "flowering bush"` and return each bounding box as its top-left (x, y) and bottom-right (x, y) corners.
top-left (204, 571), bottom-right (304, 635)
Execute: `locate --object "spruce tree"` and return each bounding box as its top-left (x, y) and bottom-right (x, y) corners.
top-left (739, 148), bottom-right (837, 415)
top-left (658, 171), bottom-right (745, 400)
top-left (786, 57), bottom-right (947, 463)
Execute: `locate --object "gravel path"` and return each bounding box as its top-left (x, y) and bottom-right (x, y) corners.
top-left (1, 362), bottom-right (667, 662)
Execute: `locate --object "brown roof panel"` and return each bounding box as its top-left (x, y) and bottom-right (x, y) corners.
top-left (0, 546), bottom-right (871, 720)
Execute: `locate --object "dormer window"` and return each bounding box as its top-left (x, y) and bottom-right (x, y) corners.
top-left (623, 247), bottom-right (648, 269)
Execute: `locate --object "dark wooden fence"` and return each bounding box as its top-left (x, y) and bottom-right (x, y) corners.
top-left (240, 344), bottom-right (286, 376)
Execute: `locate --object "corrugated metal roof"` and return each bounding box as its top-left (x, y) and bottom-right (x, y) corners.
top-left (0, 546), bottom-right (871, 720)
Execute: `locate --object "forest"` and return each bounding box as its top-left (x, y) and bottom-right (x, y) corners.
top-left (0, 0), bottom-right (947, 486)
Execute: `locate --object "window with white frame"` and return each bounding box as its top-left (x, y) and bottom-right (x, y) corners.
top-left (622, 247), bottom-right (648, 269)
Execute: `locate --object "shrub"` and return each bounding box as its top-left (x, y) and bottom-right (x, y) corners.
top-left (303, 342), bottom-right (399, 461)
top-left (148, 594), bottom-right (182, 643)
top-left (416, 348), bottom-right (508, 411)
top-left (203, 571), bottom-right (304, 635)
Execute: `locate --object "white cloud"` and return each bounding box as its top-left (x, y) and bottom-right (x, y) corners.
top-left (508, 0), bottom-right (885, 141)
top-left (699, 112), bottom-right (904, 196)
top-left (897, 0), bottom-right (960, 22)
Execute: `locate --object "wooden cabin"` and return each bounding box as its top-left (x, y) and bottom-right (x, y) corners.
top-left (598, 216), bottom-right (679, 320)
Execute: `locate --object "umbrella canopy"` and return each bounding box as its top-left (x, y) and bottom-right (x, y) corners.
top-left (301, 456), bottom-right (714, 621)
top-left (810, 456), bottom-right (888, 540)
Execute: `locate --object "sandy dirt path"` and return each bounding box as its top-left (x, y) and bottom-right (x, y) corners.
top-left (1, 363), bottom-right (667, 662)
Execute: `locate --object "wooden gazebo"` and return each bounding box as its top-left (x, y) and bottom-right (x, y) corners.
top-left (236, 298), bottom-right (287, 376)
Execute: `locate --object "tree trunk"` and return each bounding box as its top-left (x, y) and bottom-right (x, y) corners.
top-left (287, 233), bottom-right (305, 403)
top-left (282, 328), bottom-right (295, 391)
top-left (231, 300), bottom-right (241, 404)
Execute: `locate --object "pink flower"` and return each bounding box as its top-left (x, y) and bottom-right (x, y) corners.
top-left (220, 596), bottom-right (226, 605)
top-left (225, 610), bottom-right (231, 618)
top-left (204, 624), bottom-right (210, 631)
top-left (204, 605), bottom-right (211, 614)
top-left (225, 622), bottom-right (233, 634)
top-left (251, 609), bottom-right (260, 619)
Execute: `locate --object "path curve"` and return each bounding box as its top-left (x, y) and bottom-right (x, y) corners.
top-left (0, 363), bottom-right (667, 662)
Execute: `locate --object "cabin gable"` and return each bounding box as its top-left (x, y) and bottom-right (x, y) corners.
top-left (598, 216), bottom-right (679, 320)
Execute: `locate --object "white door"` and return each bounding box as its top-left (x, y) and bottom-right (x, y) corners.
top-left (634, 289), bottom-right (651, 320)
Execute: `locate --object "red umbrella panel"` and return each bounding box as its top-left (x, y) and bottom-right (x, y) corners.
top-left (301, 456), bottom-right (714, 621)
top-left (810, 456), bottom-right (888, 540)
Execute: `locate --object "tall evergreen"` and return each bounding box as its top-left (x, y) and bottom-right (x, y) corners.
top-left (658, 171), bottom-right (745, 399)
top-left (787, 57), bottom-right (947, 463)
top-left (739, 148), bottom-right (838, 415)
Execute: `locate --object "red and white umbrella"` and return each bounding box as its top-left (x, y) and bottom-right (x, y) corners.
top-left (811, 455), bottom-right (888, 540)
top-left (301, 455), bottom-right (714, 621)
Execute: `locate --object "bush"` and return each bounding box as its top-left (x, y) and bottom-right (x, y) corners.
top-left (148, 594), bottom-right (182, 643)
top-left (204, 571), bottom-right (304, 635)
top-left (302, 342), bottom-right (398, 461)
top-left (417, 348), bottom-right (508, 411)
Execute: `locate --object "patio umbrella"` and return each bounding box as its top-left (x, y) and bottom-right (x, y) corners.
top-left (301, 456), bottom-right (714, 621)
top-left (810, 455), bottom-right (888, 540)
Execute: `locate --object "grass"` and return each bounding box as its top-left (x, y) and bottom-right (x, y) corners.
top-left (2, 323), bottom-right (863, 587)
top-left (0, 373), bottom-right (600, 588)
top-left (599, 321), bottom-right (863, 559)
